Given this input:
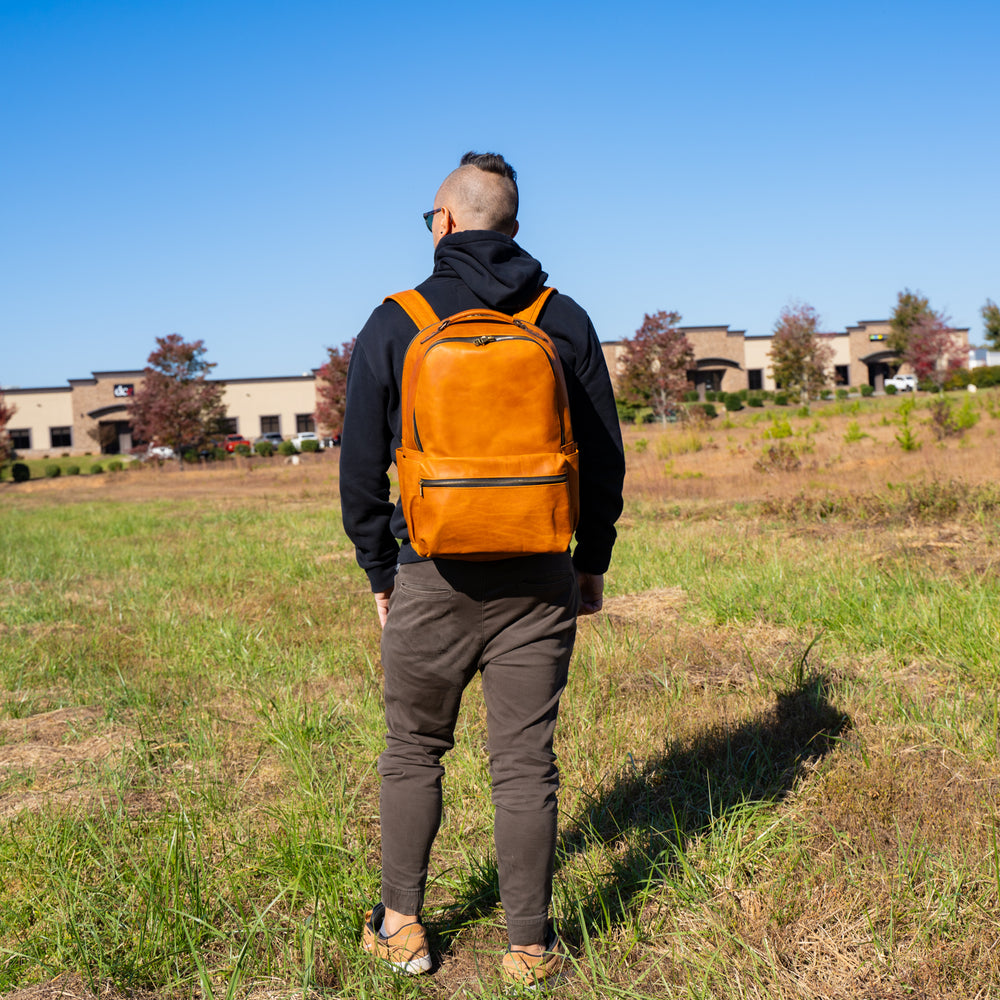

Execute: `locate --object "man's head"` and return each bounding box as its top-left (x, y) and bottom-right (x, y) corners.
top-left (428, 151), bottom-right (520, 247)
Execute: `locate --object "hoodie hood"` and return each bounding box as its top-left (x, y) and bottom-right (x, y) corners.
top-left (431, 231), bottom-right (548, 313)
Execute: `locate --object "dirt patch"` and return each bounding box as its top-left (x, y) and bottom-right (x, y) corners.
top-left (0, 706), bottom-right (135, 821)
top-left (806, 735), bottom-right (1000, 858)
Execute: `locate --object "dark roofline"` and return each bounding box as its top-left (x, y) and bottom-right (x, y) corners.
top-left (2, 384), bottom-right (71, 395)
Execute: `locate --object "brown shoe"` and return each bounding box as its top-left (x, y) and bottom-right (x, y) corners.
top-left (361, 903), bottom-right (432, 975)
top-left (501, 930), bottom-right (564, 986)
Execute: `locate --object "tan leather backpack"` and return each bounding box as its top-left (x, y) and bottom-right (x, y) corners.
top-left (386, 287), bottom-right (579, 560)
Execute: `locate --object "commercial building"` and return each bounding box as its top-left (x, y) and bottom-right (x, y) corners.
top-left (602, 319), bottom-right (970, 396)
top-left (3, 369), bottom-right (320, 457)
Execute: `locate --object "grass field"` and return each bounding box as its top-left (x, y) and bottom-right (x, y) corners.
top-left (1, 390), bottom-right (998, 999)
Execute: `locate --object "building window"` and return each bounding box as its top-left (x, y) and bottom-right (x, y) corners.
top-left (835, 365), bottom-right (849, 386)
top-left (260, 415), bottom-right (280, 434)
top-left (748, 369), bottom-right (763, 391)
top-left (50, 426), bottom-right (72, 449)
top-left (296, 413), bottom-right (315, 433)
top-left (219, 417), bottom-right (238, 434)
top-left (8, 428), bottom-right (30, 451)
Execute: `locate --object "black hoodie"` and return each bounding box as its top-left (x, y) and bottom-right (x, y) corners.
top-left (339, 230), bottom-right (625, 593)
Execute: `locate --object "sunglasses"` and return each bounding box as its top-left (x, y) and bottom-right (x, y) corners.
top-left (423, 208), bottom-right (443, 232)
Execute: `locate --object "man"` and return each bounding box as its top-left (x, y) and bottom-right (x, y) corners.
top-left (340, 151), bottom-right (624, 984)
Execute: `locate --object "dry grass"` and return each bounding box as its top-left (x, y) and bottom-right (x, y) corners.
top-left (2, 394), bottom-right (999, 998)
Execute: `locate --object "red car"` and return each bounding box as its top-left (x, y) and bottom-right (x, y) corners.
top-left (224, 433), bottom-right (252, 453)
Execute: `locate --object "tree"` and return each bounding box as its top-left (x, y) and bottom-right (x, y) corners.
top-left (981, 299), bottom-right (1000, 351)
top-left (888, 288), bottom-right (934, 358)
top-left (314, 339), bottom-right (355, 438)
top-left (0, 387), bottom-right (15, 464)
top-left (127, 334), bottom-right (226, 461)
top-left (768, 303), bottom-right (834, 400)
top-left (617, 311), bottom-right (693, 423)
top-left (904, 312), bottom-right (965, 390)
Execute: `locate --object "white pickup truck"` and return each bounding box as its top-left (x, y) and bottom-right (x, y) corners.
top-left (885, 374), bottom-right (917, 392)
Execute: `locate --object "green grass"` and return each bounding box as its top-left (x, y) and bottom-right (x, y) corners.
top-left (1, 470), bottom-right (998, 998)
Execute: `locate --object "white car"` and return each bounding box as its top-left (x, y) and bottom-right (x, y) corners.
top-left (290, 431), bottom-right (320, 451)
top-left (147, 444), bottom-right (175, 460)
top-left (885, 374), bottom-right (917, 392)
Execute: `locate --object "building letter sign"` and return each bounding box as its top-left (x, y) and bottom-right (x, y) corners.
top-left (113, 383), bottom-right (134, 398)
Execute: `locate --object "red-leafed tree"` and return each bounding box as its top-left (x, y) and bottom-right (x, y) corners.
top-left (888, 288), bottom-right (934, 359)
top-left (127, 334), bottom-right (226, 461)
top-left (982, 299), bottom-right (1000, 351)
top-left (0, 387), bottom-right (16, 463)
top-left (904, 313), bottom-right (965, 390)
top-left (617, 310), bottom-right (694, 423)
top-left (769, 303), bottom-right (834, 400)
top-left (314, 339), bottom-right (355, 438)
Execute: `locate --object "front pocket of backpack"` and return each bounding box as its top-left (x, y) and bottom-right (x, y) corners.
top-left (402, 453), bottom-right (577, 559)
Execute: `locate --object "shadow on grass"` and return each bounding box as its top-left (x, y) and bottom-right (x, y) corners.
top-left (432, 674), bottom-right (849, 948)
top-left (557, 673), bottom-right (850, 941)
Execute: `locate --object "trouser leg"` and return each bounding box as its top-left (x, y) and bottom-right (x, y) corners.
top-left (378, 561), bottom-right (480, 915)
top-left (480, 554), bottom-right (579, 945)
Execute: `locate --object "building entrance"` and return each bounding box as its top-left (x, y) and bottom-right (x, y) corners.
top-left (97, 420), bottom-right (133, 455)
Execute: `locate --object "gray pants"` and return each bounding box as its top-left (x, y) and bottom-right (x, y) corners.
top-left (378, 552), bottom-right (579, 945)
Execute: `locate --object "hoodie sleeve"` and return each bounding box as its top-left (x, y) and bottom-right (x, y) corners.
top-left (338, 331), bottom-right (400, 592)
top-left (567, 315), bottom-right (626, 575)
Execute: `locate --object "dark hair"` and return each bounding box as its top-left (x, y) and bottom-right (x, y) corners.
top-left (460, 151), bottom-right (517, 184)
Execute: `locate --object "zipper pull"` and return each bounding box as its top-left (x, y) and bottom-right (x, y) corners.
top-left (474, 335), bottom-right (496, 346)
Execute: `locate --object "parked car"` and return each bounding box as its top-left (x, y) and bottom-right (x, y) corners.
top-left (224, 433), bottom-right (253, 453)
top-left (146, 444), bottom-right (175, 460)
top-left (320, 434), bottom-right (341, 448)
top-left (290, 431), bottom-right (320, 451)
top-left (885, 374), bottom-right (917, 392)
top-left (254, 432), bottom-right (284, 450)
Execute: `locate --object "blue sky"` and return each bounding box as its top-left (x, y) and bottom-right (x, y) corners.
top-left (3, 0), bottom-right (998, 389)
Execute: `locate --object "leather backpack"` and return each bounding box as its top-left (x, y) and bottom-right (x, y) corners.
top-left (386, 286), bottom-right (580, 560)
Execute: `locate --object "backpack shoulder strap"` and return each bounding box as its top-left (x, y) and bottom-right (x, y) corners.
top-left (384, 290), bottom-right (440, 331)
top-left (514, 286), bottom-right (557, 326)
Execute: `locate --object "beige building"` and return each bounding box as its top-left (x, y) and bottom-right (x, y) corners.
top-left (603, 319), bottom-right (970, 396)
top-left (3, 369), bottom-right (320, 457)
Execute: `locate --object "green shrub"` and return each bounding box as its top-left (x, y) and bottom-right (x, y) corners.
top-left (683, 390), bottom-right (699, 403)
top-left (278, 440), bottom-right (298, 456)
top-left (723, 393), bottom-right (743, 412)
top-left (183, 450), bottom-right (200, 463)
top-left (836, 388), bottom-right (849, 400)
top-left (821, 390), bottom-right (833, 400)
top-left (90, 464), bottom-right (104, 475)
top-left (301, 439), bottom-right (320, 453)
top-left (235, 443), bottom-right (252, 456)
top-left (254, 441), bottom-right (274, 457)
top-left (747, 392), bottom-right (764, 407)
top-left (44, 464), bottom-right (61, 478)
top-left (763, 416), bottom-right (793, 440)
top-left (796, 405), bottom-right (811, 418)
top-left (844, 421), bottom-right (868, 443)
top-left (885, 384), bottom-right (897, 395)
top-left (66, 464), bottom-right (81, 476)
top-left (633, 438), bottom-right (648, 454)
top-left (695, 402), bottom-right (717, 419)
top-left (12, 463), bottom-right (30, 483)
top-left (737, 388), bottom-right (749, 401)
top-left (773, 392), bottom-right (789, 406)
top-left (705, 390), bottom-right (719, 402)
top-left (107, 460), bottom-right (124, 472)
top-left (860, 384), bottom-right (874, 397)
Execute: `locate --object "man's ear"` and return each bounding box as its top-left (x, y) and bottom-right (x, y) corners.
top-left (441, 206), bottom-right (458, 236)
top-left (511, 220), bottom-right (519, 238)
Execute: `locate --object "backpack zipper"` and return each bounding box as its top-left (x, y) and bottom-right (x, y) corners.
top-left (419, 474), bottom-right (568, 497)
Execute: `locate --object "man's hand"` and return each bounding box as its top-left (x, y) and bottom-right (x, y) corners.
top-left (374, 587), bottom-right (394, 628)
top-left (577, 572), bottom-right (604, 616)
